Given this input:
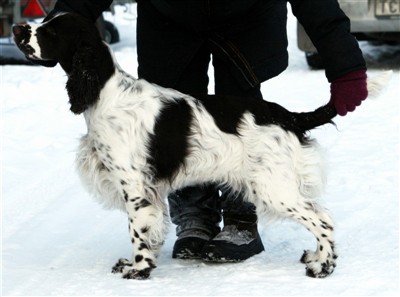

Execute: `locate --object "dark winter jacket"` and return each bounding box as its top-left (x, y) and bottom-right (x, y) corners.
top-left (50, 0), bottom-right (366, 87)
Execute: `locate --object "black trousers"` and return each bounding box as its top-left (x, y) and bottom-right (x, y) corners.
top-left (136, 0), bottom-right (281, 231)
top-left (166, 41), bottom-right (263, 232)
top-left (136, 0), bottom-right (289, 89)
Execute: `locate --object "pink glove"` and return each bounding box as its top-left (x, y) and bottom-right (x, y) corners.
top-left (329, 69), bottom-right (368, 116)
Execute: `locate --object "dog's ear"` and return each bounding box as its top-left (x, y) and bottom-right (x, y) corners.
top-left (66, 45), bottom-right (101, 114)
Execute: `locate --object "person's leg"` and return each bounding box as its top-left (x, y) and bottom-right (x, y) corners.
top-left (201, 53), bottom-right (264, 262)
top-left (167, 44), bottom-right (226, 259)
top-left (137, 1), bottom-right (222, 260)
top-left (169, 184), bottom-right (221, 259)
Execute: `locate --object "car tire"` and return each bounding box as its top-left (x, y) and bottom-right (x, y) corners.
top-left (103, 20), bottom-right (120, 44)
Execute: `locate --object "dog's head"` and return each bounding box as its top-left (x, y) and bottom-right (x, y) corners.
top-left (13, 13), bottom-right (100, 71)
top-left (13, 13), bottom-right (114, 114)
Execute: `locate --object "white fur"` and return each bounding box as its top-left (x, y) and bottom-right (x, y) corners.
top-left (78, 69), bottom-right (326, 214)
top-left (75, 67), bottom-right (388, 279)
top-left (76, 64), bottom-right (337, 279)
top-left (17, 12), bottom-right (390, 280)
top-left (24, 24), bottom-right (42, 60)
top-left (367, 70), bottom-right (393, 98)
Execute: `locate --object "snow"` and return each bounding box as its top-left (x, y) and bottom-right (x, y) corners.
top-left (1, 4), bottom-right (399, 296)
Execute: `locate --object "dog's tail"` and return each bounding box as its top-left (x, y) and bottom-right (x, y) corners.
top-left (292, 70), bottom-right (392, 132)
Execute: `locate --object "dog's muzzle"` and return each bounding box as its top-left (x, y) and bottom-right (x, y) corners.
top-left (13, 24), bottom-right (36, 56)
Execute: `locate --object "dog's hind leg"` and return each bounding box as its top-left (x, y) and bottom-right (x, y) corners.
top-left (251, 181), bottom-right (336, 278)
top-left (288, 200), bottom-right (337, 278)
top-left (112, 181), bottom-right (167, 280)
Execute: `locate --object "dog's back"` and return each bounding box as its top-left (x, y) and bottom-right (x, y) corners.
top-left (194, 71), bottom-right (391, 141)
top-left (195, 94), bottom-right (335, 142)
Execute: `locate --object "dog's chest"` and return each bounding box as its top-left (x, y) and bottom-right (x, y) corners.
top-left (81, 87), bottom-right (164, 173)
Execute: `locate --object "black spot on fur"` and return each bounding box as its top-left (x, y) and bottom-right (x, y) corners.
top-left (145, 258), bottom-right (157, 269)
top-left (134, 199), bottom-right (151, 211)
top-left (138, 243), bottom-right (149, 251)
top-left (135, 255), bottom-right (144, 263)
top-left (66, 42), bottom-right (114, 114)
top-left (193, 94), bottom-right (252, 135)
top-left (194, 94), bottom-right (335, 142)
top-left (147, 100), bottom-right (192, 181)
top-left (106, 153), bottom-right (113, 162)
top-left (193, 94), bottom-right (293, 136)
top-left (141, 226), bottom-right (150, 233)
top-left (122, 268), bottom-right (152, 280)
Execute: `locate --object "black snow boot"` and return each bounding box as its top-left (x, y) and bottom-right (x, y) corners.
top-left (169, 184), bottom-right (221, 259)
top-left (202, 193), bottom-right (264, 262)
top-left (172, 227), bottom-right (218, 260)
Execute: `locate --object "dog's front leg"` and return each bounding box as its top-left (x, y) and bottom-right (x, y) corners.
top-left (112, 182), bottom-right (166, 280)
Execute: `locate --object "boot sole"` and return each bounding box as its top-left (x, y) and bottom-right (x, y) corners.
top-left (202, 234), bottom-right (264, 263)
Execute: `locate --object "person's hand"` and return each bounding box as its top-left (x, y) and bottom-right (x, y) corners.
top-left (329, 69), bottom-right (368, 116)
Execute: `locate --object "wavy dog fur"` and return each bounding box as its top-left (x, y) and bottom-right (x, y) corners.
top-left (13, 13), bottom-right (389, 280)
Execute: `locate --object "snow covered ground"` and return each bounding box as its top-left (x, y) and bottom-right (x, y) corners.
top-left (2, 4), bottom-right (399, 296)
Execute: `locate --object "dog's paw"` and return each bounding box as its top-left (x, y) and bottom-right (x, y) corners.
top-left (122, 267), bottom-right (153, 280)
top-left (300, 250), bottom-right (337, 278)
top-left (305, 260), bottom-right (336, 278)
top-left (112, 258), bottom-right (132, 274)
top-left (112, 256), bottom-right (156, 279)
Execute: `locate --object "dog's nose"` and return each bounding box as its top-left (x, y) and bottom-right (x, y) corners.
top-left (12, 24), bottom-right (24, 37)
top-left (12, 24), bottom-right (32, 41)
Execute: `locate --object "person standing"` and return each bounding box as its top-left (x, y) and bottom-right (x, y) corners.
top-left (41, 0), bottom-right (367, 263)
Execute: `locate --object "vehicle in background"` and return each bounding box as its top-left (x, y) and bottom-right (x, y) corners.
top-left (0, 0), bottom-right (130, 64)
top-left (297, 0), bottom-right (400, 68)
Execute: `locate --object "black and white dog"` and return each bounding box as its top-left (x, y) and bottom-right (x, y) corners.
top-left (13, 13), bottom-right (388, 280)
